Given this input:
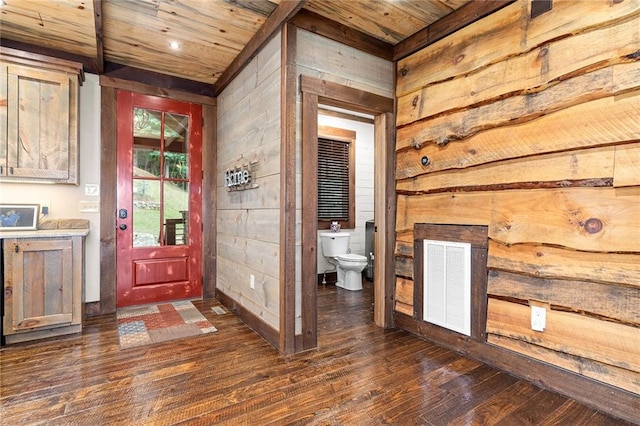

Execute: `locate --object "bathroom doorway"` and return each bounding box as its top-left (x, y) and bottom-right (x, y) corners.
top-left (300, 75), bottom-right (395, 350)
top-left (316, 111), bottom-right (375, 294)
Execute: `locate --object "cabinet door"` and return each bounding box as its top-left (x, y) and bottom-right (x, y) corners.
top-left (4, 238), bottom-right (74, 334)
top-left (6, 64), bottom-right (70, 180)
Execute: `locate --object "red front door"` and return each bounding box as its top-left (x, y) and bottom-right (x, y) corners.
top-left (116, 91), bottom-right (202, 307)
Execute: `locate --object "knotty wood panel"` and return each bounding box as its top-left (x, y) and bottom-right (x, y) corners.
top-left (397, 61), bottom-right (640, 153)
top-left (488, 334), bottom-right (640, 396)
top-left (487, 240), bottom-right (640, 288)
top-left (396, 192), bottom-right (493, 233)
top-left (395, 277), bottom-right (413, 306)
top-left (613, 143), bottom-right (640, 187)
top-left (398, 14), bottom-right (640, 124)
top-left (394, 1), bottom-right (514, 61)
top-left (394, 230), bottom-right (413, 257)
top-left (394, 0), bottom-right (640, 402)
top-left (396, 0), bottom-right (639, 97)
top-left (490, 188), bottom-right (639, 252)
top-left (397, 147), bottom-right (615, 194)
top-left (487, 298), bottom-right (640, 373)
top-left (396, 2), bottom-right (523, 97)
top-left (488, 270), bottom-right (640, 325)
top-left (397, 92), bottom-right (640, 174)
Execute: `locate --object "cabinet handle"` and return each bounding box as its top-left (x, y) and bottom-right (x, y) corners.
top-left (9, 166), bottom-right (14, 175)
top-left (14, 244), bottom-right (20, 253)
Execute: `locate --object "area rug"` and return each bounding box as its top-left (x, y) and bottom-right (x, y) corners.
top-left (116, 301), bottom-right (217, 349)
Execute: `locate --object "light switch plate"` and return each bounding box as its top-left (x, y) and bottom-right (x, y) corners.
top-left (79, 200), bottom-right (100, 213)
top-left (85, 184), bottom-right (100, 196)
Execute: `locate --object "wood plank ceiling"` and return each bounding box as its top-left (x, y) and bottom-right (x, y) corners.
top-left (0, 0), bottom-right (473, 89)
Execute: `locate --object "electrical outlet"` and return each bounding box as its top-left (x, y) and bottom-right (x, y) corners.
top-left (250, 274), bottom-right (255, 290)
top-left (531, 306), bottom-right (546, 332)
top-left (40, 200), bottom-right (51, 215)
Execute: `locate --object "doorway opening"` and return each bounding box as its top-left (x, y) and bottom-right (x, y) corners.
top-left (300, 75), bottom-right (395, 351)
top-left (316, 108), bottom-right (375, 297)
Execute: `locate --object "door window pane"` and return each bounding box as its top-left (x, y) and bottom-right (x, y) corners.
top-left (133, 108), bottom-right (163, 178)
top-left (164, 113), bottom-right (189, 180)
top-left (133, 179), bottom-right (161, 247)
top-left (164, 182), bottom-right (189, 246)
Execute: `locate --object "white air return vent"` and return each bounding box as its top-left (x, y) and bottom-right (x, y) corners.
top-left (423, 239), bottom-right (471, 336)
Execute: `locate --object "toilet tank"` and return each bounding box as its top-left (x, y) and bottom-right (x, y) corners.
top-left (320, 232), bottom-right (350, 257)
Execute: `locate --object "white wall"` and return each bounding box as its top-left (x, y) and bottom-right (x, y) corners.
top-left (0, 73), bottom-right (101, 302)
top-left (316, 114), bottom-right (374, 274)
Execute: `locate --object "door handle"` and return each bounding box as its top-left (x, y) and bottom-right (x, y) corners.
top-left (119, 224), bottom-right (127, 231)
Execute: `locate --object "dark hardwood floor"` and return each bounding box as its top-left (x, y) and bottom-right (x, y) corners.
top-left (0, 281), bottom-right (633, 425)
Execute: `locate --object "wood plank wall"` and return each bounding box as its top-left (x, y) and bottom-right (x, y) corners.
top-left (216, 33), bottom-right (283, 332)
top-left (394, 0), bottom-right (640, 397)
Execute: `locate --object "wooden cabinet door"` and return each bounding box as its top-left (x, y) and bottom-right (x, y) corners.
top-left (5, 64), bottom-right (71, 180)
top-left (3, 238), bottom-right (74, 335)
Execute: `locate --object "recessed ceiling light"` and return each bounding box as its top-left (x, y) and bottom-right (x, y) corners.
top-left (169, 41), bottom-right (180, 50)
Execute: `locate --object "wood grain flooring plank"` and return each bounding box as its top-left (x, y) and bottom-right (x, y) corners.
top-left (0, 282), bottom-right (632, 425)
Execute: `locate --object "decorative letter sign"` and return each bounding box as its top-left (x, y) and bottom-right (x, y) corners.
top-left (225, 159), bottom-right (258, 191)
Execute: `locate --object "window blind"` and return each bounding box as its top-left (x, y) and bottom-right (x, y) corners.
top-left (318, 138), bottom-right (350, 221)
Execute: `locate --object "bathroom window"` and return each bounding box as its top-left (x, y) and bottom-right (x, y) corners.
top-left (317, 126), bottom-right (355, 230)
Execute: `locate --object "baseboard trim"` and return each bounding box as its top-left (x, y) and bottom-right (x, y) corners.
top-left (216, 289), bottom-right (280, 352)
top-left (393, 312), bottom-right (639, 424)
top-left (84, 301), bottom-right (102, 317)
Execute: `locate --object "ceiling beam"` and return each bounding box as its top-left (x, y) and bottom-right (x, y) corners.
top-left (290, 9), bottom-right (393, 61)
top-left (212, 0), bottom-right (307, 96)
top-left (394, 0), bottom-right (516, 61)
top-left (0, 38), bottom-right (97, 75)
top-left (93, 0), bottom-right (105, 74)
top-left (103, 62), bottom-right (214, 97)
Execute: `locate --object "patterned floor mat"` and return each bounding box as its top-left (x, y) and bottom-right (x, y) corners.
top-left (117, 301), bottom-right (217, 349)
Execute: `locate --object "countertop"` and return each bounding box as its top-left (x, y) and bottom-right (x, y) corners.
top-left (0, 228), bottom-right (90, 239)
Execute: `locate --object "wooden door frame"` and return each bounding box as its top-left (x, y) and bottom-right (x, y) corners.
top-left (99, 78), bottom-right (216, 315)
top-left (299, 75), bottom-right (395, 350)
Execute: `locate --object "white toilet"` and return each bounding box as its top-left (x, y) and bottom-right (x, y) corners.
top-left (320, 232), bottom-right (368, 291)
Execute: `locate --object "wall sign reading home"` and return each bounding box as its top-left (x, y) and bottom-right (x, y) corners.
top-left (225, 160), bottom-right (258, 191)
